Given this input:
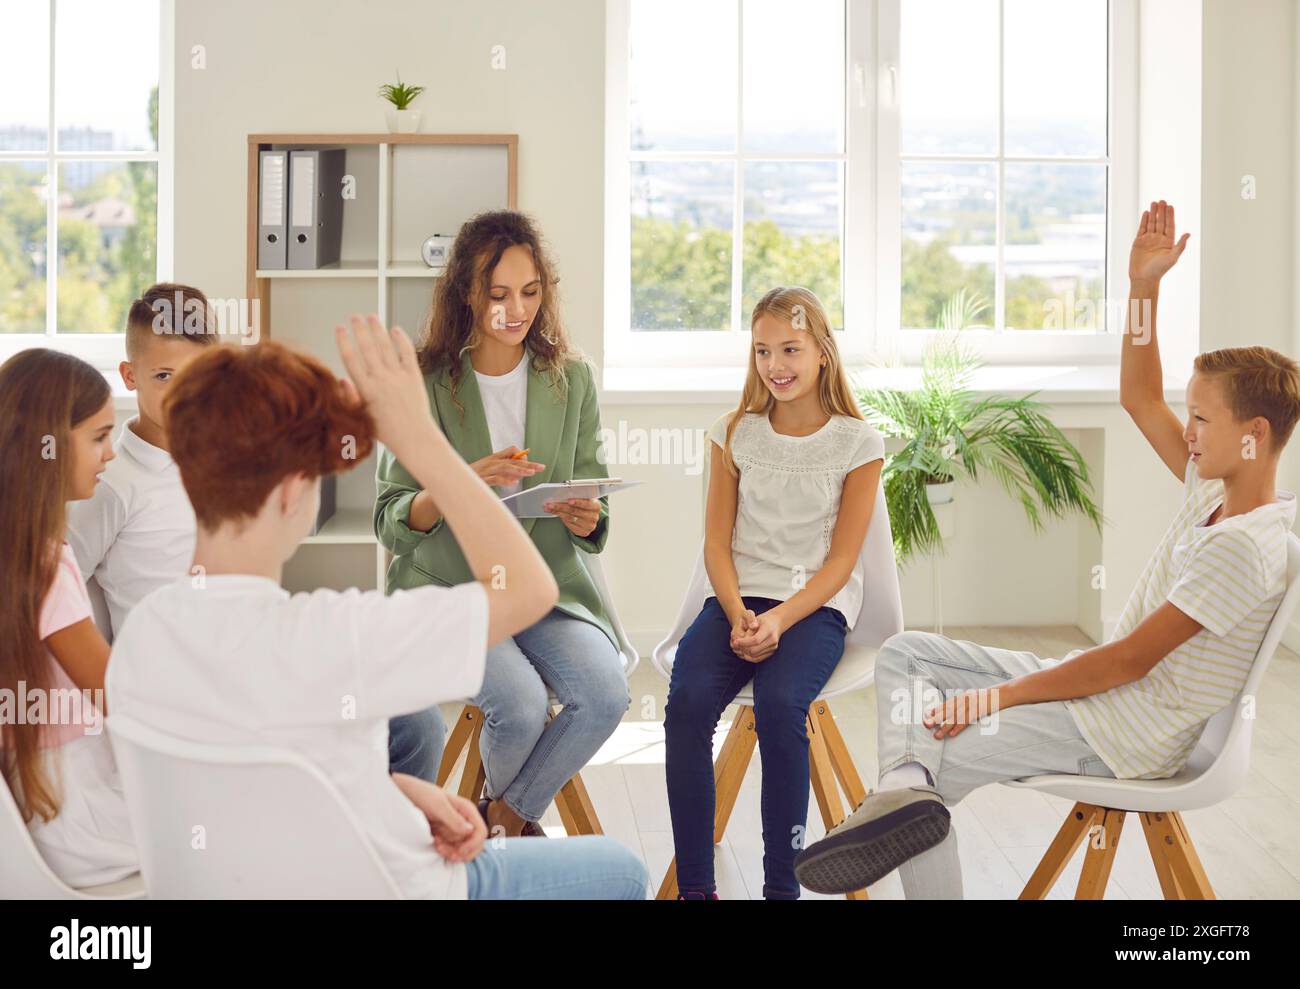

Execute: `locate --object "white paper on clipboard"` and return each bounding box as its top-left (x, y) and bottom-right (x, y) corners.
top-left (499, 479), bottom-right (644, 518)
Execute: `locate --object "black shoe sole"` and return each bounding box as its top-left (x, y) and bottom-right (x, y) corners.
top-left (794, 797), bottom-right (952, 894)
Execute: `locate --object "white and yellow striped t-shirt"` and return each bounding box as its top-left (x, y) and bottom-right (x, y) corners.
top-left (1066, 458), bottom-right (1295, 779)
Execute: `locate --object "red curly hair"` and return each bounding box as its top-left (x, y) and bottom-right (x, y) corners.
top-left (164, 342), bottom-right (376, 530)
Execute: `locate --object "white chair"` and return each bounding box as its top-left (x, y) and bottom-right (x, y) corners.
top-left (1, 770), bottom-right (145, 900)
top-left (108, 713), bottom-right (402, 899)
top-left (436, 552), bottom-right (640, 836)
top-left (651, 473), bottom-right (904, 900)
top-left (1007, 531), bottom-right (1300, 900)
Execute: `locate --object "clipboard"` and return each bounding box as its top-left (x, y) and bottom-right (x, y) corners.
top-left (500, 478), bottom-right (644, 519)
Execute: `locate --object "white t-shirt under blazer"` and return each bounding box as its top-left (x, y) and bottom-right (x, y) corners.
top-left (474, 352), bottom-right (529, 496)
top-left (706, 410), bottom-right (887, 629)
top-left (107, 575), bottom-right (489, 900)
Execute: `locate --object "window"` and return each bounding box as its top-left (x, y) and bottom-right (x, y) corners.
top-left (892, 0), bottom-right (1118, 340)
top-left (605, 0), bottom-right (1135, 370)
top-left (0, 0), bottom-right (170, 356)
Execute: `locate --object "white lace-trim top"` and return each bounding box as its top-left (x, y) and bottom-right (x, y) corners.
top-left (706, 411), bottom-right (886, 629)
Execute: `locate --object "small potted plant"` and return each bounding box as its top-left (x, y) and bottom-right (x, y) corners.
top-left (856, 289), bottom-right (1103, 565)
top-left (378, 74), bottom-right (425, 133)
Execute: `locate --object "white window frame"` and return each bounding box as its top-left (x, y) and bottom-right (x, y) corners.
top-left (0, 0), bottom-right (174, 371)
top-left (604, 0), bottom-right (1137, 370)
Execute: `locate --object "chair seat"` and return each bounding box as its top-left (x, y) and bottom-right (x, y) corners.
top-left (1005, 762), bottom-right (1226, 814)
top-left (655, 642), bottom-right (878, 704)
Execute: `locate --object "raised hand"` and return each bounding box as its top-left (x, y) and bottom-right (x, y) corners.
top-left (1129, 200), bottom-right (1190, 284)
top-left (334, 313), bottom-right (437, 464)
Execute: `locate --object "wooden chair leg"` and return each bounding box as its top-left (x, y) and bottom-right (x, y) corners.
top-left (656, 705), bottom-right (759, 900)
top-left (457, 709), bottom-right (487, 801)
top-left (812, 700), bottom-right (868, 809)
top-left (1143, 811), bottom-right (1215, 900)
top-left (1139, 811), bottom-right (1185, 899)
top-left (1074, 807), bottom-right (1125, 899)
top-left (1019, 802), bottom-right (1099, 899)
top-left (436, 705), bottom-right (478, 788)
top-left (807, 706), bottom-right (868, 900)
top-left (544, 705), bottom-right (604, 837)
top-left (712, 706), bottom-right (758, 842)
top-left (554, 771), bottom-right (604, 836)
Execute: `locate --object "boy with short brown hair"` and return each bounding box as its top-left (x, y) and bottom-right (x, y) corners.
top-left (795, 201), bottom-right (1300, 898)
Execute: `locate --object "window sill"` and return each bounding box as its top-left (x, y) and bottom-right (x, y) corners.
top-left (600, 364), bottom-right (1190, 406)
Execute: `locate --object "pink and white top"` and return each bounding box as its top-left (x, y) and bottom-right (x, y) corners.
top-left (36, 542), bottom-right (100, 746)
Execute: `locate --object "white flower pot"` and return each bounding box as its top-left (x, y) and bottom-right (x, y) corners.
top-left (385, 108), bottom-right (421, 133)
top-left (925, 480), bottom-right (955, 506)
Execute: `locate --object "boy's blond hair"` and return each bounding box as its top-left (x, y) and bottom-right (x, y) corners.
top-left (1193, 346), bottom-right (1300, 449)
top-left (125, 282), bottom-right (217, 358)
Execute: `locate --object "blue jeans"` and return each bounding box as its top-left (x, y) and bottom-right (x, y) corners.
top-left (466, 835), bottom-right (648, 900)
top-left (389, 706), bottom-right (446, 782)
top-left (473, 608), bottom-right (629, 822)
top-left (664, 596), bottom-right (847, 899)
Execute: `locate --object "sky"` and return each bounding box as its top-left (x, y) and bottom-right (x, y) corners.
top-left (628, 0), bottom-right (1107, 154)
top-left (1, 0), bottom-right (160, 151)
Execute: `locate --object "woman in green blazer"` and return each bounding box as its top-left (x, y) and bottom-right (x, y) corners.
top-left (375, 210), bottom-right (628, 838)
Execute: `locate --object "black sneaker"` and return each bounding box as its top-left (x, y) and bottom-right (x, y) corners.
top-left (794, 785), bottom-right (951, 894)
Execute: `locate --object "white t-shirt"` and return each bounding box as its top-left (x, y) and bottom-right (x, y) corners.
top-left (706, 411), bottom-right (886, 628)
top-left (107, 575), bottom-right (489, 899)
top-left (1066, 458), bottom-right (1296, 779)
top-left (18, 542), bottom-right (137, 889)
top-left (475, 353), bottom-right (529, 496)
top-left (66, 417), bottom-right (197, 639)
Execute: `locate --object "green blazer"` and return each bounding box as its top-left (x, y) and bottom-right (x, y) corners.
top-left (373, 354), bottom-right (615, 650)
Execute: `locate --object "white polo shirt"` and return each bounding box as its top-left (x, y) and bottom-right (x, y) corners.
top-left (66, 417), bottom-right (197, 638)
top-left (107, 575), bottom-right (489, 899)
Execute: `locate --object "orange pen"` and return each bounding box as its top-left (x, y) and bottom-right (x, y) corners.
top-left (510, 448), bottom-right (531, 460)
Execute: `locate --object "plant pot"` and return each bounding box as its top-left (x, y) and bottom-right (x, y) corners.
top-left (385, 108), bottom-right (421, 133)
top-left (925, 480), bottom-right (956, 506)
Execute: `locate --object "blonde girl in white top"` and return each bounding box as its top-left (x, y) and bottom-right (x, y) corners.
top-left (663, 286), bottom-right (886, 900)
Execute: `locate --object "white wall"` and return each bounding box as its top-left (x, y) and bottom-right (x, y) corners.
top-left (173, 0), bottom-right (606, 344)
top-left (169, 0), bottom-right (1298, 653)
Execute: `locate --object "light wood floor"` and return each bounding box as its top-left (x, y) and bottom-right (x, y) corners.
top-left (440, 625), bottom-right (1300, 899)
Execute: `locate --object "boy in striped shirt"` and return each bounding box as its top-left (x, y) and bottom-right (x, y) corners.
top-left (795, 200), bottom-right (1299, 899)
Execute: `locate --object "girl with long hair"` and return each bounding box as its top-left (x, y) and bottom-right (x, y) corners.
top-left (375, 210), bottom-right (629, 839)
top-left (663, 286), bottom-right (886, 899)
top-left (0, 348), bottom-right (137, 887)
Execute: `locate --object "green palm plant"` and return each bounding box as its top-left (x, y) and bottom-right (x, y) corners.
top-left (857, 290), bottom-right (1103, 565)
top-left (378, 75), bottom-right (425, 110)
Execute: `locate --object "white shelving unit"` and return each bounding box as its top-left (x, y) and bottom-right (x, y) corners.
top-left (246, 133), bottom-right (518, 594)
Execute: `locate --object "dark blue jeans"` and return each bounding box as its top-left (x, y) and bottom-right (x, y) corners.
top-left (664, 596), bottom-right (847, 899)
top-left (388, 706), bottom-right (446, 782)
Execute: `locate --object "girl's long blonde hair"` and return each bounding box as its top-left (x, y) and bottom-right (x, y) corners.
top-left (719, 286), bottom-right (863, 476)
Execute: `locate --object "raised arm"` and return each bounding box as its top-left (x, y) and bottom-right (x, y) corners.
top-left (1120, 199), bottom-right (1192, 481)
top-left (338, 315), bottom-right (557, 646)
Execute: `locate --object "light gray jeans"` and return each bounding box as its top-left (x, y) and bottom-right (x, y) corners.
top-left (874, 630), bottom-right (1116, 899)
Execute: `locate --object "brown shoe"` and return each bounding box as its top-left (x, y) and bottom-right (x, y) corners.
top-left (520, 820), bottom-right (549, 837)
